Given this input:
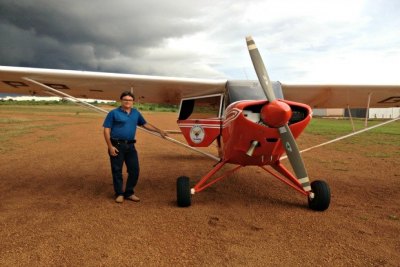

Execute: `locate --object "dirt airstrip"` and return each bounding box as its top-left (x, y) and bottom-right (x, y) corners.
top-left (0, 107), bottom-right (399, 266)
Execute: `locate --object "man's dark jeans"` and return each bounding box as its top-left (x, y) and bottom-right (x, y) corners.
top-left (109, 142), bottom-right (139, 197)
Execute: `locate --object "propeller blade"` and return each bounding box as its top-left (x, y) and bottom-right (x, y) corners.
top-left (246, 36), bottom-right (276, 102)
top-left (246, 36), bottom-right (311, 191)
top-left (278, 125), bottom-right (311, 191)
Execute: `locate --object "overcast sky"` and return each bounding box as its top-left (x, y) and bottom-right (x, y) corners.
top-left (1, 0), bottom-right (400, 84)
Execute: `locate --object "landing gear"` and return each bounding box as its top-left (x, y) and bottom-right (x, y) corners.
top-left (177, 176), bottom-right (191, 207)
top-left (308, 180), bottom-right (331, 211)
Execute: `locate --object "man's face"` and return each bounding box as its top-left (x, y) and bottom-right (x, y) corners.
top-left (121, 95), bottom-right (134, 109)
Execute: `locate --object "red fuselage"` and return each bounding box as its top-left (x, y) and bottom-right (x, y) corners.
top-left (178, 99), bottom-right (312, 166)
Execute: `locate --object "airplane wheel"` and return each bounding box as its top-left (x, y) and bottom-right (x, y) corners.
top-left (308, 180), bottom-right (330, 211)
top-left (177, 176), bottom-right (191, 207)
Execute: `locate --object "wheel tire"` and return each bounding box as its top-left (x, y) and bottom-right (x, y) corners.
top-left (308, 180), bottom-right (330, 211)
top-left (177, 176), bottom-right (191, 207)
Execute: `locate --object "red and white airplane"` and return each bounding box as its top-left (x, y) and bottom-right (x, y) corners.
top-left (1, 37), bottom-right (399, 211)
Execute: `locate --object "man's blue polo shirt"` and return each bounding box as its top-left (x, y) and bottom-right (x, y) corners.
top-left (103, 107), bottom-right (146, 141)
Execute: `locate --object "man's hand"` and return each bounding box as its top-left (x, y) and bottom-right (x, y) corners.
top-left (142, 123), bottom-right (168, 139)
top-left (108, 146), bottom-right (119, 156)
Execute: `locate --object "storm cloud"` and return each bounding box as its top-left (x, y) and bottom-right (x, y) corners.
top-left (0, 0), bottom-right (213, 73)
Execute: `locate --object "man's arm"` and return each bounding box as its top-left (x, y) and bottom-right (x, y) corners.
top-left (141, 123), bottom-right (168, 138)
top-left (104, 127), bottom-right (119, 156)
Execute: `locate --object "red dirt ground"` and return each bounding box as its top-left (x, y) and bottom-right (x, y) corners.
top-left (0, 108), bottom-right (399, 266)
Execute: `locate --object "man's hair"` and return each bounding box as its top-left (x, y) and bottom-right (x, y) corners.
top-left (120, 91), bottom-right (135, 100)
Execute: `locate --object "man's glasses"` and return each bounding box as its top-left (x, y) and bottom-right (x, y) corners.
top-left (121, 99), bottom-right (134, 102)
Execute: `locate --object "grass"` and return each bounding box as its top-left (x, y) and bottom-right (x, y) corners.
top-left (306, 117), bottom-right (399, 136)
top-left (305, 118), bottom-right (400, 147)
top-left (0, 103), bottom-right (101, 153)
top-left (37, 135), bottom-right (59, 142)
top-left (0, 99), bottom-right (72, 105)
top-left (365, 152), bottom-right (391, 158)
top-left (0, 104), bottom-right (97, 115)
top-left (0, 126), bottom-right (78, 153)
top-left (0, 118), bottom-right (36, 123)
top-left (133, 103), bottom-right (178, 112)
top-left (303, 118), bottom-right (400, 159)
top-left (0, 122), bottom-right (78, 139)
top-left (0, 100), bottom-right (179, 113)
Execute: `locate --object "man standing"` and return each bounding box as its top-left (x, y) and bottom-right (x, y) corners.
top-left (103, 91), bottom-right (167, 203)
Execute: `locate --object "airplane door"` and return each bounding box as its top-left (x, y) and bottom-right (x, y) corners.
top-left (177, 94), bottom-right (224, 147)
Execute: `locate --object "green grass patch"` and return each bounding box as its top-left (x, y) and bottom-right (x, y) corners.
top-left (0, 127), bottom-right (34, 139)
top-left (0, 104), bottom-right (94, 114)
top-left (365, 152), bottom-right (391, 158)
top-left (0, 99), bottom-right (72, 105)
top-left (306, 118), bottom-right (399, 136)
top-left (305, 118), bottom-right (399, 146)
top-left (0, 146), bottom-right (14, 153)
top-left (0, 101), bottom-right (179, 114)
top-left (0, 121), bottom-right (87, 144)
top-left (124, 102), bottom-right (178, 112)
top-left (0, 118), bottom-right (34, 123)
top-left (37, 135), bottom-right (59, 142)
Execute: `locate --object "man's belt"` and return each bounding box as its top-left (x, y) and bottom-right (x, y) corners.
top-left (111, 139), bottom-right (136, 144)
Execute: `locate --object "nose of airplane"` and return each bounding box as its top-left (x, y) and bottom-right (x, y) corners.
top-left (260, 100), bottom-right (292, 128)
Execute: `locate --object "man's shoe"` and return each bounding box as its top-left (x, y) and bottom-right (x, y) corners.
top-left (115, 195), bottom-right (124, 203)
top-left (126, 195), bottom-right (140, 202)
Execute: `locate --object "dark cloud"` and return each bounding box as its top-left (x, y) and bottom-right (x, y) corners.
top-left (0, 0), bottom-right (210, 44)
top-left (0, 0), bottom-right (215, 73)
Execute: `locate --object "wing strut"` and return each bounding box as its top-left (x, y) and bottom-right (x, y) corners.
top-left (346, 105), bottom-right (356, 132)
top-left (22, 77), bottom-right (220, 162)
top-left (41, 89), bottom-right (108, 113)
top-left (23, 77), bottom-right (111, 114)
top-left (365, 92), bottom-right (373, 128)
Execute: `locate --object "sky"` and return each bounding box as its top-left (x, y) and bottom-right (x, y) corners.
top-left (1, 0), bottom-right (400, 84)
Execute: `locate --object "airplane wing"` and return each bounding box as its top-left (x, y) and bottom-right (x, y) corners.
top-left (1, 66), bottom-right (399, 108)
top-left (281, 84), bottom-right (400, 108)
top-left (0, 66), bottom-right (227, 103)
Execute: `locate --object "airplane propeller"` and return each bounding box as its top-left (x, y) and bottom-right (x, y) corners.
top-left (246, 36), bottom-right (311, 192)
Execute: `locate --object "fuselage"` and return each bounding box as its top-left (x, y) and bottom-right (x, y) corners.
top-left (177, 81), bottom-right (312, 166)
top-left (221, 99), bottom-right (311, 165)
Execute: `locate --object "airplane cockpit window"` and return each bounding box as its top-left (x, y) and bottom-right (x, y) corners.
top-left (227, 81), bottom-right (266, 105)
top-left (226, 80), bottom-right (283, 105)
top-left (178, 94), bottom-right (223, 120)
